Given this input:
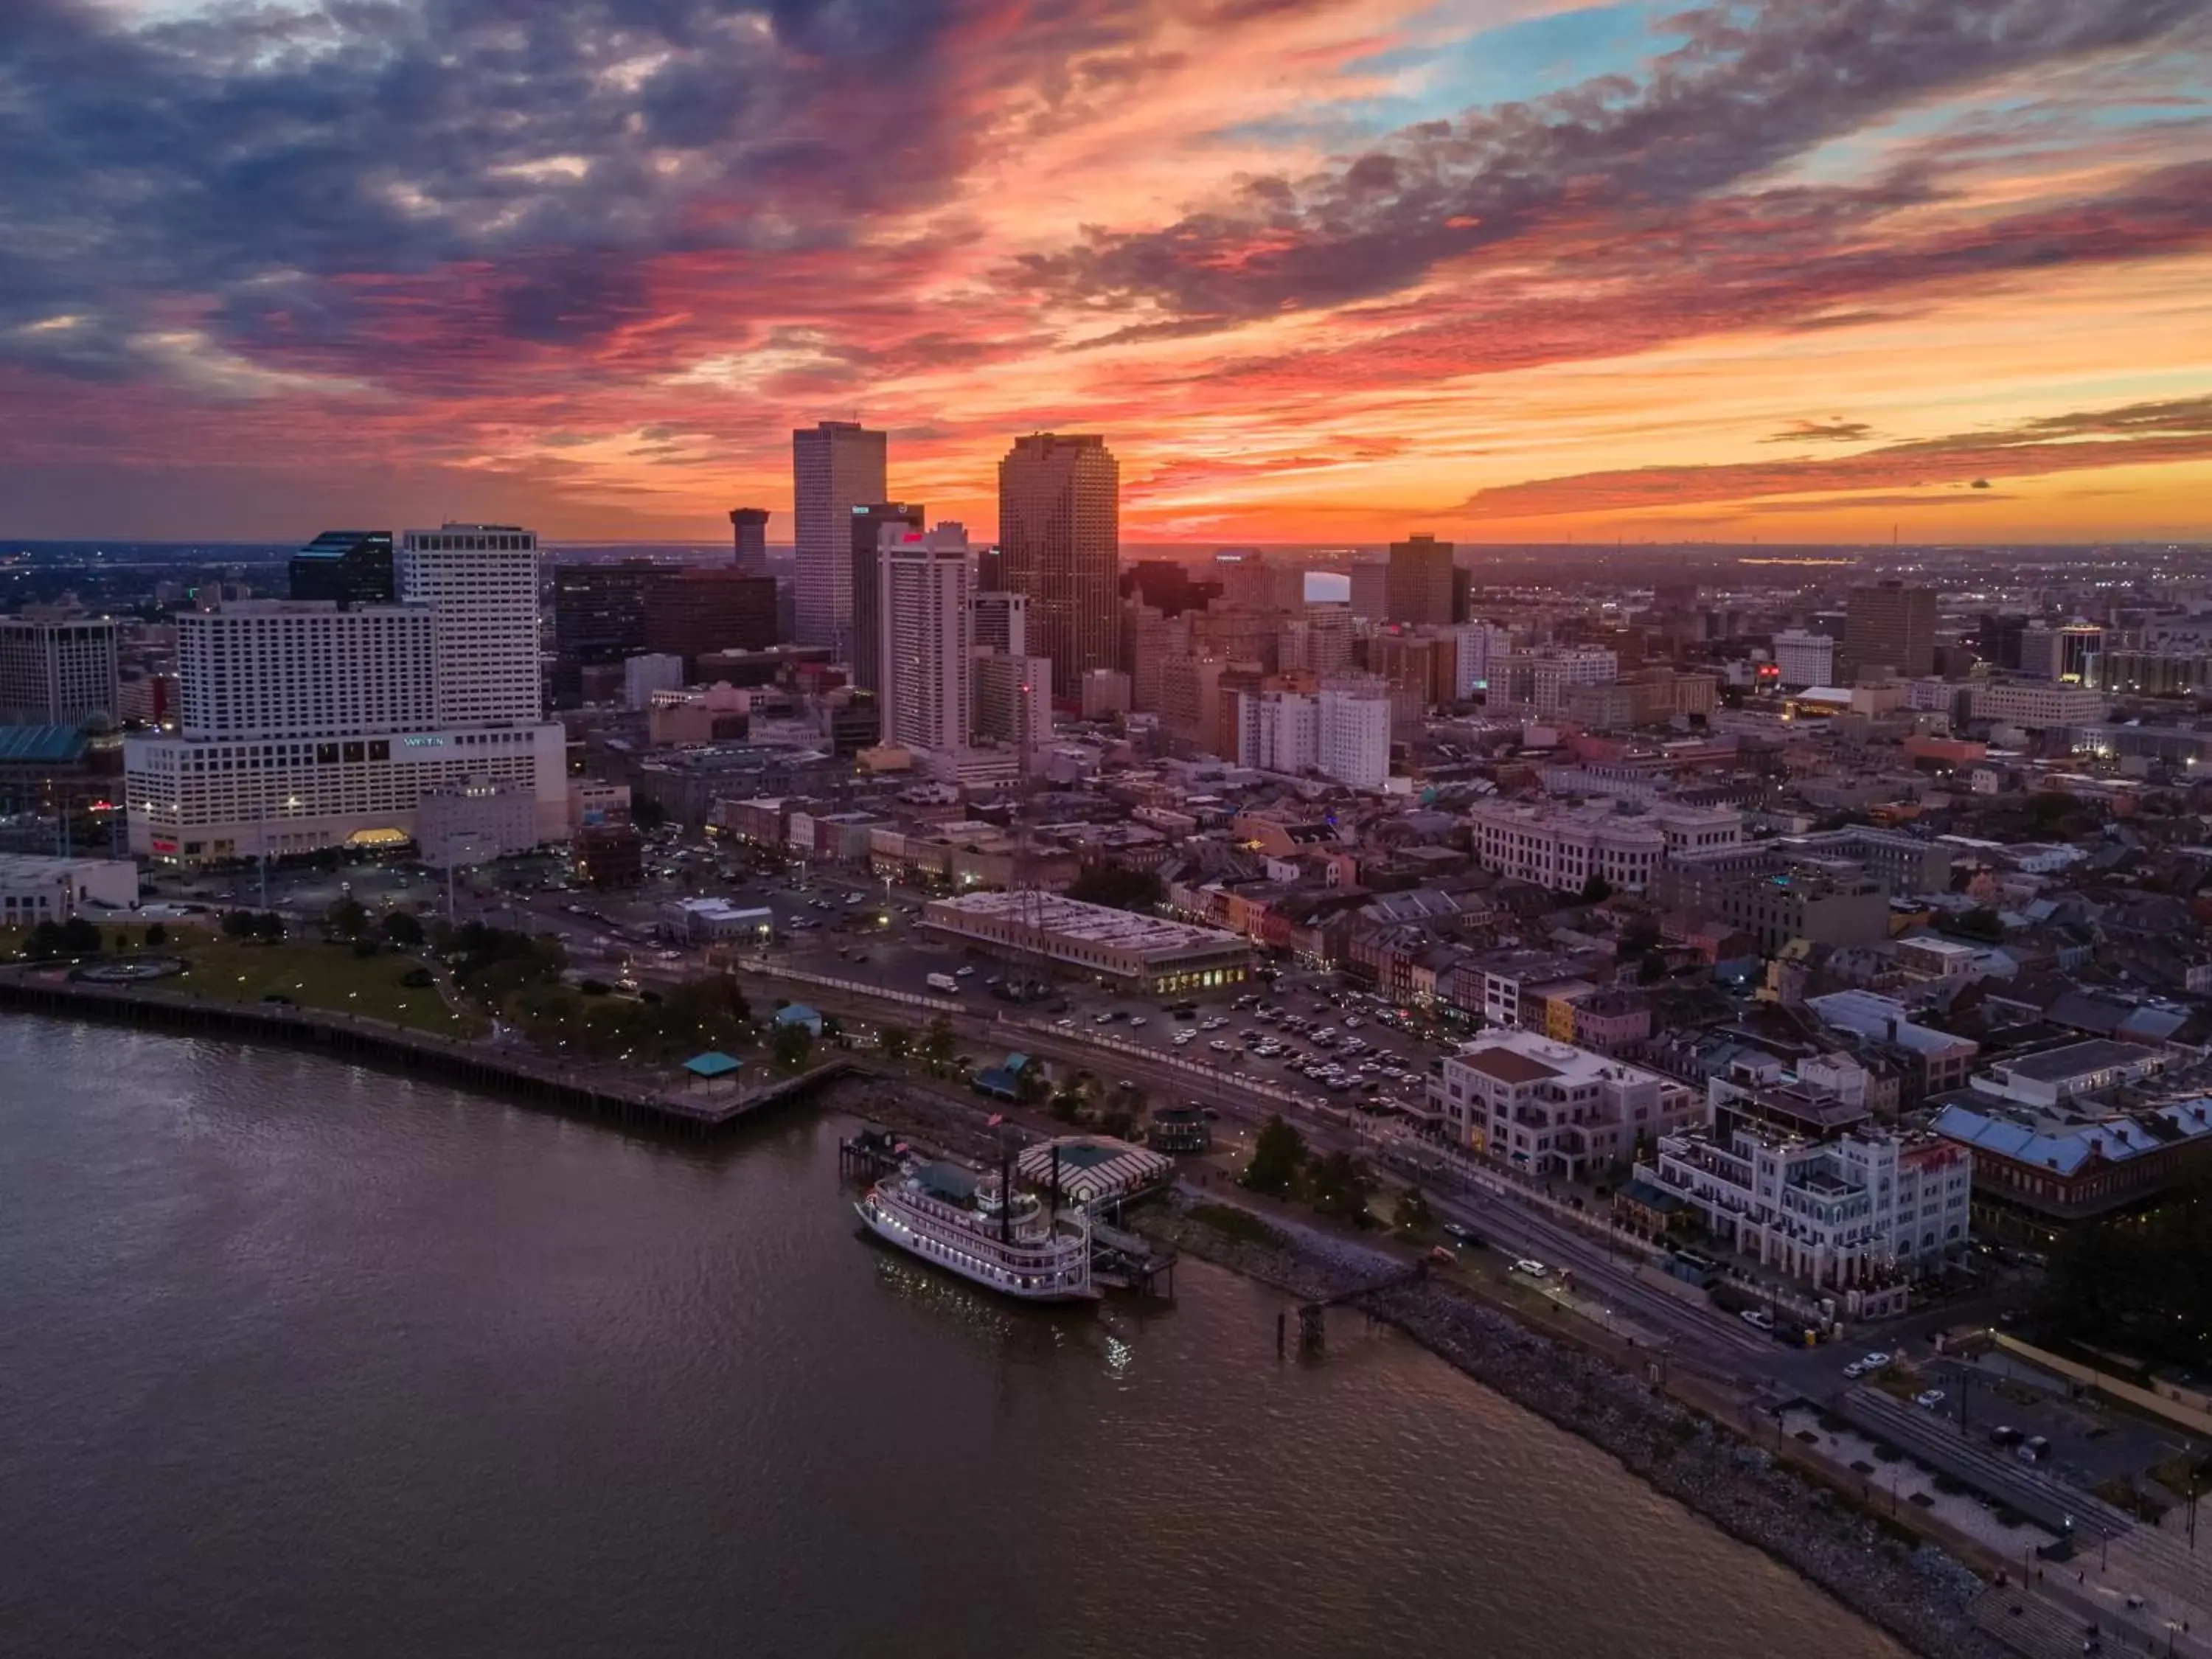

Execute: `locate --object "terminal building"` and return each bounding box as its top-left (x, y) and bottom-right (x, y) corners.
top-left (920, 889), bottom-right (1252, 994)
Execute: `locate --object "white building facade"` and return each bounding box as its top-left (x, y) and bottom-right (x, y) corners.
top-left (1430, 1029), bottom-right (1698, 1178)
top-left (128, 532), bottom-right (566, 864)
top-left (1468, 798), bottom-right (1741, 894)
top-left (1316, 684), bottom-right (1391, 790)
top-left (398, 524), bottom-right (542, 726)
top-left (880, 524), bottom-right (973, 756)
top-left (1772, 629), bottom-right (1836, 689)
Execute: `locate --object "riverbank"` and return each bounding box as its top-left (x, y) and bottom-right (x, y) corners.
top-left (1139, 1192), bottom-right (2008, 1659)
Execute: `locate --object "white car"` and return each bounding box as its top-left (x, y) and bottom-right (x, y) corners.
top-left (1127, 1016), bottom-right (1147, 1028)
top-left (1914, 1389), bottom-right (1947, 1411)
top-left (1209, 1040), bottom-right (1232, 1053)
top-left (953, 965), bottom-right (975, 977)
top-left (1510, 1259), bottom-right (1550, 1280)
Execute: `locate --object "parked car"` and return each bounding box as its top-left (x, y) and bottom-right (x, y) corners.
top-left (1510, 1259), bottom-right (1550, 1280)
top-left (1988, 1425), bottom-right (2024, 1447)
top-left (1442, 1222), bottom-right (1485, 1248)
top-left (1914, 1389), bottom-right (1947, 1411)
top-left (1741, 1309), bottom-right (1775, 1331)
top-left (2017, 1436), bottom-right (2052, 1464)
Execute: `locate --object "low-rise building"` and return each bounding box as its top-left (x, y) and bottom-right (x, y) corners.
top-left (1467, 796), bottom-right (1740, 894)
top-left (0, 853), bottom-right (139, 924)
top-left (920, 889), bottom-right (1252, 994)
top-left (1930, 1093), bottom-right (2212, 1243)
top-left (1648, 844), bottom-right (1890, 956)
top-left (1429, 1029), bottom-right (1697, 1179)
top-left (1644, 1067), bottom-right (1972, 1290)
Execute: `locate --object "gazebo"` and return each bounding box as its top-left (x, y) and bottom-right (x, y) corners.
top-left (681, 1050), bottom-right (744, 1099)
top-left (773, 1003), bottom-right (824, 1037)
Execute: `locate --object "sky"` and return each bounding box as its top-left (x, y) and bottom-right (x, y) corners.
top-left (3, 0), bottom-right (2211, 545)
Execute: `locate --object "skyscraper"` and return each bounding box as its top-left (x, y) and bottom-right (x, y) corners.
top-left (290, 530), bottom-right (395, 608)
top-left (728, 507), bottom-right (770, 576)
top-left (971, 591), bottom-right (1029, 657)
top-left (791, 420), bottom-right (887, 651)
top-left (1347, 560), bottom-right (1388, 622)
top-left (848, 501), bottom-right (926, 696)
top-left (398, 524), bottom-right (542, 726)
top-left (879, 524), bottom-right (973, 756)
top-left (998, 433), bottom-right (1119, 700)
top-left (642, 571), bottom-right (779, 669)
top-left (1385, 533), bottom-right (1455, 626)
top-left (1844, 580), bottom-right (1937, 681)
top-left (0, 614), bottom-right (119, 727)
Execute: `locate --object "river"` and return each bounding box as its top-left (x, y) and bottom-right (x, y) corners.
top-left (0, 1015), bottom-right (1906, 1658)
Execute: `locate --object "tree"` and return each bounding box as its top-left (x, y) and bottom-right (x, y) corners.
top-left (60, 916), bottom-right (102, 956)
top-left (325, 896), bottom-right (369, 941)
top-left (24, 920), bottom-right (63, 960)
top-left (877, 1023), bottom-right (913, 1062)
top-left (222, 908), bottom-right (257, 939)
top-left (820, 1012), bottom-right (844, 1046)
top-left (1243, 1113), bottom-right (1307, 1195)
top-left (381, 910), bottom-right (425, 948)
top-left (145, 922), bottom-right (167, 947)
top-left (919, 1015), bottom-right (959, 1074)
top-left (1308, 1150), bottom-right (1374, 1222)
top-left (1014, 1060), bottom-right (1051, 1109)
top-left (631, 794), bottom-right (668, 830)
top-left (771, 1018), bottom-right (815, 1071)
top-left (1065, 863), bottom-right (1166, 912)
top-left (1579, 873), bottom-right (1612, 904)
top-left (251, 911), bottom-right (285, 942)
top-left (1050, 1068), bottom-right (1096, 1124)
top-left (1952, 907), bottom-right (2006, 943)
top-left (1395, 1184), bottom-right (1435, 1234)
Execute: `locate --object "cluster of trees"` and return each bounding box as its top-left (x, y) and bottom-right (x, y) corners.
top-left (511, 974), bottom-right (757, 1062)
top-left (2037, 1178), bottom-right (2212, 1372)
top-left (1242, 1114), bottom-right (1377, 1224)
top-left (442, 922), bottom-right (566, 1006)
top-left (21, 916), bottom-right (105, 959)
top-left (876, 1016), bottom-right (961, 1077)
top-left (220, 910), bottom-right (287, 942)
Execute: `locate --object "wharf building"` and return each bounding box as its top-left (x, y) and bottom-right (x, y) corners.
top-left (921, 889), bottom-right (1252, 995)
top-left (0, 852), bottom-right (139, 925)
top-left (126, 525), bottom-right (566, 863)
top-left (0, 613), bottom-right (119, 728)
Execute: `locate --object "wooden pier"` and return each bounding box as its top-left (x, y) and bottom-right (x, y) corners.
top-left (0, 967), bottom-right (854, 1137)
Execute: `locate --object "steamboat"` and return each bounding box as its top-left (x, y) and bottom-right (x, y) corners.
top-left (856, 1147), bottom-right (1097, 1302)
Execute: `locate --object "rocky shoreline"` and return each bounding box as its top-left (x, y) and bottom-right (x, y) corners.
top-left (1141, 1194), bottom-right (2008, 1659)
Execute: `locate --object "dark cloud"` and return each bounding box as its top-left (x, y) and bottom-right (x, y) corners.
top-left (1765, 419), bottom-right (1879, 445)
top-left (0, 0), bottom-right (1167, 385)
top-left (1454, 391), bottom-right (2212, 519)
top-left (1017, 0), bottom-right (2208, 320)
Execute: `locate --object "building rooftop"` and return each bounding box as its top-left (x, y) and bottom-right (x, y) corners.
top-left (1931, 1095), bottom-right (2212, 1176)
top-left (926, 890), bottom-right (1243, 960)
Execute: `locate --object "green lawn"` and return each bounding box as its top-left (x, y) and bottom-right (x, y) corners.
top-left (166, 939), bottom-right (483, 1037)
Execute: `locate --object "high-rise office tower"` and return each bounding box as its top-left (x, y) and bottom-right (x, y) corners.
top-left (642, 570), bottom-right (779, 670)
top-left (1844, 580), bottom-right (1937, 680)
top-left (399, 523), bottom-right (542, 725)
top-left (975, 544), bottom-right (1005, 591)
top-left (971, 591), bottom-right (1029, 658)
top-left (1213, 549), bottom-right (1277, 611)
top-left (728, 507), bottom-right (770, 576)
top-left (792, 420), bottom-right (887, 650)
top-left (0, 614), bottom-right (119, 727)
top-left (848, 501), bottom-right (925, 695)
top-left (998, 432), bottom-right (1119, 699)
top-left (879, 524), bottom-right (973, 756)
top-left (973, 653), bottom-right (1053, 753)
top-left (1347, 560), bottom-right (1389, 621)
top-left (553, 560), bottom-right (664, 674)
top-left (1385, 533), bottom-right (1455, 626)
top-left (290, 530), bottom-right (395, 608)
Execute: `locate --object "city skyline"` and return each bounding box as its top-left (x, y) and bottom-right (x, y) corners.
top-left (2, 1), bottom-right (2208, 545)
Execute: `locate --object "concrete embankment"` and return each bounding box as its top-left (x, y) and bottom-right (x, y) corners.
top-left (1141, 1196), bottom-right (2008, 1659)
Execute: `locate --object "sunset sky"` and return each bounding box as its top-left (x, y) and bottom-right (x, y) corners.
top-left (4, 0), bottom-right (2211, 544)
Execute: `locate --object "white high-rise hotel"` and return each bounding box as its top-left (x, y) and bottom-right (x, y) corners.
top-left (878, 524), bottom-right (973, 756)
top-left (126, 524), bottom-right (566, 863)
